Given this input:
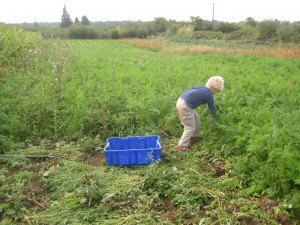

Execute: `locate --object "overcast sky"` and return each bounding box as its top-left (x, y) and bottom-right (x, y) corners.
top-left (0, 0), bottom-right (299, 24)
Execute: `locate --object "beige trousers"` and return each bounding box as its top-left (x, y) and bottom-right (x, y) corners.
top-left (176, 98), bottom-right (200, 147)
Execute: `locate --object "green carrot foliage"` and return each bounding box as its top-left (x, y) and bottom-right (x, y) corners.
top-left (1, 37), bottom-right (300, 222)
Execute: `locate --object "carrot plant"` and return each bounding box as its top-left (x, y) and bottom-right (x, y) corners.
top-left (1, 38), bottom-right (300, 223)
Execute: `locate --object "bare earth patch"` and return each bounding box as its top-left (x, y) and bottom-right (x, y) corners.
top-left (25, 177), bottom-right (49, 210)
top-left (79, 151), bottom-right (106, 167)
top-left (159, 195), bottom-right (177, 223)
top-left (258, 198), bottom-right (291, 225)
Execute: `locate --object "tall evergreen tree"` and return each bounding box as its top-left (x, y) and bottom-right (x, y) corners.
top-left (75, 17), bottom-right (80, 24)
top-left (61, 5), bottom-right (73, 28)
top-left (81, 16), bottom-right (90, 26)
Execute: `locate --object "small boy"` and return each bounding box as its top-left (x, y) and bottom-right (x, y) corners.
top-left (176, 76), bottom-right (224, 151)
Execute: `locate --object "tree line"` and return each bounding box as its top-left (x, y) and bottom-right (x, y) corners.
top-left (2, 5), bottom-right (300, 43)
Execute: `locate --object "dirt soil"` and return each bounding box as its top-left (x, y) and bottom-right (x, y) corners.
top-left (79, 151), bottom-right (106, 167)
top-left (159, 195), bottom-right (177, 222)
top-left (258, 198), bottom-right (292, 225)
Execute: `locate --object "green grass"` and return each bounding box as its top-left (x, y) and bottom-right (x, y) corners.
top-left (1, 39), bottom-right (300, 224)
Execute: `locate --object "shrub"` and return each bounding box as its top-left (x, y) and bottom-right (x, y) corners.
top-left (177, 25), bottom-right (194, 38)
top-left (68, 24), bottom-right (98, 39)
top-left (225, 29), bottom-right (257, 40)
top-left (192, 31), bottom-right (224, 40)
top-left (41, 27), bottom-right (68, 39)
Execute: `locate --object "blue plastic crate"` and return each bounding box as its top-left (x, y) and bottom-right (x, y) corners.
top-left (104, 136), bottom-right (161, 166)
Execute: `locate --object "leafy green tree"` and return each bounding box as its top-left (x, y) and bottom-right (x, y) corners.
top-left (166, 22), bottom-right (180, 36)
top-left (245, 17), bottom-right (257, 27)
top-left (277, 23), bottom-right (300, 43)
top-left (81, 15), bottom-right (90, 26)
top-left (215, 22), bottom-right (240, 33)
top-left (61, 5), bottom-right (73, 28)
top-left (153, 17), bottom-right (168, 33)
top-left (111, 29), bottom-right (120, 39)
top-left (190, 17), bottom-right (212, 31)
top-left (123, 23), bottom-right (137, 38)
top-left (257, 19), bottom-right (280, 40)
top-left (191, 16), bottom-right (204, 31)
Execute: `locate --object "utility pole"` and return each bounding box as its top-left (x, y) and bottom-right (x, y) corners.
top-left (212, 2), bottom-right (215, 31)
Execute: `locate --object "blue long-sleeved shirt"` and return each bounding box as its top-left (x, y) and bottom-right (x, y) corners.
top-left (180, 85), bottom-right (216, 114)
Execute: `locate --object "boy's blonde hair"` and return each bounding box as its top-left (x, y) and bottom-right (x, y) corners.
top-left (205, 76), bottom-right (224, 91)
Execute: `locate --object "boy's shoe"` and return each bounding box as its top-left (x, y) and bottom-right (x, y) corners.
top-left (176, 145), bottom-right (189, 151)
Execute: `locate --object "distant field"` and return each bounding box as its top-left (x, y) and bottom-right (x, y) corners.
top-left (1, 39), bottom-right (299, 224)
top-left (124, 38), bottom-right (300, 58)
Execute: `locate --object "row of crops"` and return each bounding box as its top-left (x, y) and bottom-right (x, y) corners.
top-left (1, 26), bottom-right (300, 223)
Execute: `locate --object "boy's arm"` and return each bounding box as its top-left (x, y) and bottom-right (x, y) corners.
top-left (207, 96), bottom-right (217, 117)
